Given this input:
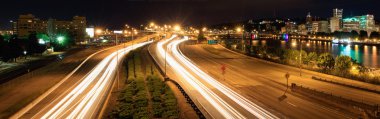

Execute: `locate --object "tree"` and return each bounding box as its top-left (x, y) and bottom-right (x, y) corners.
top-left (351, 30), bottom-right (359, 39)
top-left (0, 35), bottom-right (5, 62)
top-left (317, 53), bottom-right (335, 71)
top-left (284, 49), bottom-right (306, 64)
top-left (333, 31), bottom-right (343, 39)
top-left (197, 30), bottom-right (206, 43)
top-left (304, 52), bottom-right (318, 66)
top-left (359, 30), bottom-right (368, 40)
top-left (8, 35), bottom-right (23, 62)
top-left (335, 55), bottom-right (352, 73)
top-left (244, 22), bottom-right (254, 53)
top-left (27, 33), bottom-right (40, 54)
top-left (370, 32), bottom-right (380, 39)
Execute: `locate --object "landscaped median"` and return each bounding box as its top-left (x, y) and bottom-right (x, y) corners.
top-left (111, 48), bottom-right (179, 119)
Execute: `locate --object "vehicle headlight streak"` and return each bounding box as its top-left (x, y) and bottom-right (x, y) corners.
top-left (158, 37), bottom-right (244, 118)
top-left (159, 36), bottom-right (278, 119)
top-left (36, 41), bottom-right (152, 119)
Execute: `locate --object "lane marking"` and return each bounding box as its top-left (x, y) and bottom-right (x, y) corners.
top-left (11, 46), bottom-right (113, 119)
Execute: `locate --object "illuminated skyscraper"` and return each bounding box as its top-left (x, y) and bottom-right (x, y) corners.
top-left (343, 14), bottom-right (376, 33)
top-left (306, 12), bottom-right (313, 33)
top-left (333, 8), bottom-right (343, 29)
top-left (330, 8), bottom-right (343, 32)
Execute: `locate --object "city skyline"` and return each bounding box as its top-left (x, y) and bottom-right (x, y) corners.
top-left (1, 1), bottom-right (380, 119)
top-left (1, 0), bottom-right (380, 29)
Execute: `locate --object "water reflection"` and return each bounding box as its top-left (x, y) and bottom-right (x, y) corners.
top-left (248, 39), bottom-right (380, 68)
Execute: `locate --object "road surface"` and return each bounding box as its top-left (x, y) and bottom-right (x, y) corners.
top-left (149, 35), bottom-right (280, 119)
top-left (11, 36), bottom-right (153, 119)
top-left (177, 40), bottom-right (380, 118)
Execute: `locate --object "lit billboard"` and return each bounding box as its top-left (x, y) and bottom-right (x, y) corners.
top-left (86, 28), bottom-right (95, 38)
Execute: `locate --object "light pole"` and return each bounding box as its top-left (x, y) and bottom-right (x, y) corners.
top-left (299, 40), bottom-right (302, 76)
top-left (164, 46), bottom-right (167, 78)
top-left (116, 33), bottom-right (120, 90)
top-left (241, 25), bottom-right (245, 52)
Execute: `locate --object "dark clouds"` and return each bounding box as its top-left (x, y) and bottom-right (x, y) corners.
top-left (0, 0), bottom-right (379, 28)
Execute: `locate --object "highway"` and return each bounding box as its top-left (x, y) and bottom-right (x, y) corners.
top-left (150, 35), bottom-right (280, 119)
top-left (11, 36), bottom-right (153, 119)
top-left (176, 39), bottom-right (380, 118)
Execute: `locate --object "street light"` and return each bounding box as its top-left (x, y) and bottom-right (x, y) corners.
top-left (299, 41), bottom-right (302, 76)
top-left (95, 29), bottom-right (103, 34)
top-left (23, 51), bottom-right (27, 59)
top-left (57, 36), bottom-right (65, 44)
top-left (202, 27), bottom-right (207, 32)
top-left (150, 22), bottom-right (155, 27)
top-left (236, 27), bottom-right (242, 33)
top-left (174, 25), bottom-right (181, 31)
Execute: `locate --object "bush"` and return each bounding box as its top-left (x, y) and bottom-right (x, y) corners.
top-left (152, 102), bottom-right (163, 117)
top-left (113, 103), bottom-right (134, 119)
top-left (127, 60), bottom-right (135, 79)
top-left (133, 107), bottom-right (149, 119)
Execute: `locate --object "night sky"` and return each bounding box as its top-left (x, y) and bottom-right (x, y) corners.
top-left (1, 0), bottom-right (379, 29)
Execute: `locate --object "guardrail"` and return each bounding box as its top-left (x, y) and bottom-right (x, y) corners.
top-left (146, 43), bottom-right (206, 119)
top-left (311, 76), bottom-right (380, 95)
top-left (291, 83), bottom-right (380, 118)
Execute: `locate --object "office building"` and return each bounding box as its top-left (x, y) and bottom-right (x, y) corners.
top-left (343, 14), bottom-right (377, 32)
top-left (333, 8), bottom-right (343, 28)
top-left (312, 21), bottom-right (329, 33)
top-left (306, 12), bottom-right (313, 33)
top-left (14, 14), bottom-right (47, 38)
top-left (330, 8), bottom-right (343, 32)
top-left (330, 17), bottom-right (340, 32)
top-left (13, 14), bottom-right (86, 43)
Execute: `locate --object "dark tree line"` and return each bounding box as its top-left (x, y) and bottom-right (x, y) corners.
top-left (317, 31), bottom-right (380, 40)
top-left (0, 33), bottom-right (46, 62)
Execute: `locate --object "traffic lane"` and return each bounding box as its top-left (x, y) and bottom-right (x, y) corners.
top-left (0, 47), bottom-right (103, 118)
top-left (18, 36), bottom-right (153, 118)
top-left (20, 45), bottom-right (118, 118)
top-left (170, 39), bottom-right (280, 119)
top-left (195, 44), bottom-right (380, 105)
top-left (179, 44), bottom-right (352, 119)
top-left (149, 41), bottom-right (226, 119)
top-left (150, 40), bottom-right (251, 118)
top-left (171, 42), bottom-right (276, 118)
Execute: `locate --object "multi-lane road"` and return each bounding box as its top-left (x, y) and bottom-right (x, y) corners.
top-left (11, 36), bottom-right (153, 119)
top-left (9, 34), bottom-right (379, 119)
top-left (150, 36), bottom-right (280, 119)
top-left (150, 35), bottom-right (380, 119)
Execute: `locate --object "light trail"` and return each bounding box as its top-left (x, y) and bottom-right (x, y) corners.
top-left (159, 36), bottom-right (278, 119)
top-left (158, 36), bottom-right (244, 118)
top-left (30, 41), bottom-right (153, 119)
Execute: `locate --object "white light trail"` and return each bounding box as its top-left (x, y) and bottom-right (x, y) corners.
top-left (33, 41), bottom-right (152, 119)
top-left (160, 36), bottom-right (278, 119)
top-left (157, 36), bottom-right (244, 118)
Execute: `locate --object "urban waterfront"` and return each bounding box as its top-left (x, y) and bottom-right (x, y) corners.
top-left (235, 38), bottom-right (380, 68)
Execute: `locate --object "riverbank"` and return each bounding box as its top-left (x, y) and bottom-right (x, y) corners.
top-left (219, 41), bottom-right (380, 86)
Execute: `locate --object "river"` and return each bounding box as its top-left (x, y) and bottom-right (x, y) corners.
top-left (227, 38), bottom-right (380, 68)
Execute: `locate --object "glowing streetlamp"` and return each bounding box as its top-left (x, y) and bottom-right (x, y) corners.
top-left (57, 36), bottom-right (65, 44)
top-left (96, 29), bottom-right (103, 34)
top-left (202, 27), bottom-right (207, 32)
top-left (236, 27), bottom-right (242, 33)
top-left (150, 22), bottom-right (155, 27)
top-left (292, 42), bottom-right (297, 47)
top-left (174, 25), bottom-right (181, 31)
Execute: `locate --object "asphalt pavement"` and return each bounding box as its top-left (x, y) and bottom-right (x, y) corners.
top-left (11, 36), bottom-right (154, 119)
top-left (177, 42), bottom-right (380, 118)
